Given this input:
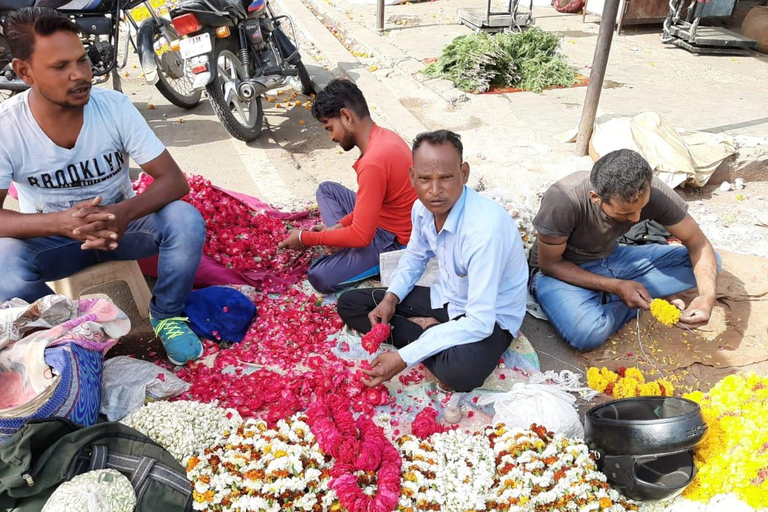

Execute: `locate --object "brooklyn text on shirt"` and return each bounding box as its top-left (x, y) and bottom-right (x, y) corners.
top-left (26, 150), bottom-right (126, 189)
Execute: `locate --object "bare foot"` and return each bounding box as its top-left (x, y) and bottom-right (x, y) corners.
top-left (407, 317), bottom-right (441, 329)
top-left (437, 381), bottom-right (453, 393)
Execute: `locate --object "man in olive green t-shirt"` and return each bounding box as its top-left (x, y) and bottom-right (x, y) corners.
top-left (530, 149), bottom-right (719, 351)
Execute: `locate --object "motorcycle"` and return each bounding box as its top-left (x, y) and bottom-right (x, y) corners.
top-left (0, 0), bottom-right (202, 109)
top-left (169, 0), bottom-right (312, 141)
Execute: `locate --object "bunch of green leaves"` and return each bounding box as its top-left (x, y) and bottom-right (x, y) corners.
top-left (425, 27), bottom-right (577, 93)
top-left (424, 33), bottom-right (519, 93)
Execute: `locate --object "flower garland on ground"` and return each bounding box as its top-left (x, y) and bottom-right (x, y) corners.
top-left (186, 414), bottom-right (339, 511)
top-left (397, 429), bottom-right (495, 512)
top-left (650, 298), bottom-right (681, 327)
top-left (486, 424), bottom-right (638, 511)
top-left (683, 373), bottom-right (768, 508)
top-left (587, 366), bottom-right (675, 398)
top-left (121, 401), bottom-right (241, 464)
top-left (307, 395), bottom-right (402, 512)
top-left (133, 173), bottom-right (315, 292)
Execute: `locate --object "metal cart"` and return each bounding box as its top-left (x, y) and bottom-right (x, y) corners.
top-left (661, 0), bottom-right (758, 55)
top-left (458, 0), bottom-right (534, 33)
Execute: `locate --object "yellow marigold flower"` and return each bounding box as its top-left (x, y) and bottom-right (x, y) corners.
top-left (650, 298), bottom-right (681, 326)
top-left (613, 377), bottom-right (640, 399)
top-left (657, 379), bottom-right (675, 396)
top-left (624, 367), bottom-right (646, 385)
top-left (599, 497), bottom-right (613, 508)
top-left (639, 382), bottom-right (662, 396)
top-left (587, 368), bottom-right (610, 393)
top-left (600, 367), bottom-right (619, 383)
top-left (186, 456), bottom-right (200, 473)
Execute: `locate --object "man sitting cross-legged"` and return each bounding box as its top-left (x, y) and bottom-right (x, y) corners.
top-left (0, 8), bottom-right (206, 365)
top-left (278, 79), bottom-right (417, 294)
top-left (530, 149), bottom-right (719, 351)
top-left (337, 130), bottom-right (528, 392)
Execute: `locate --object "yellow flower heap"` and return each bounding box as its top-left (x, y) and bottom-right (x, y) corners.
top-left (684, 373), bottom-right (768, 508)
top-left (587, 367), bottom-right (674, 399)
top-left (650, 298), bottom-right (681, 326)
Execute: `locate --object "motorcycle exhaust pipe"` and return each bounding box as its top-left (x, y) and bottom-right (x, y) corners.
top-left (236, 75), bottom-right (285, 101)
top-left (237, 82), bottom-right (258, 100)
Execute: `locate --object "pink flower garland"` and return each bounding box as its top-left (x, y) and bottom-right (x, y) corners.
top-left (411, 406), bottom-right (455, 440)
top-left (308, 395), bottom-right (402, 512)
top-left (361, 324), bottom-right (390, 354)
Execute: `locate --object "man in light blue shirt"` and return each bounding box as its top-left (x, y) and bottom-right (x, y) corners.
top-left (336, 130), bottom-right (528, 392)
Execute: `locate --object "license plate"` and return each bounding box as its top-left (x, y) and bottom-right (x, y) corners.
top-left (179, 32), bottom-right (212, 60)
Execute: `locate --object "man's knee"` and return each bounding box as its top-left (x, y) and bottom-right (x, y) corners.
top-left (308, 265), bottom-right (339, 294)
top-left (0, 238), bottom-right (37, 301)
top-left (158, 201), bottom-right (206, 247)
top-left (337, 289), bottom-right (365, 322)
top-left (563, 326), bottom-right (610, 352)
top-left (315, 181), bottom-right (338, 202)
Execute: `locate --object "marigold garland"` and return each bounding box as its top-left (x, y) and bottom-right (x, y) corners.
top-left (683, 373), bottom-right (768, 508)
top-left (587, 366), bottom-right (675, 398)
top-left (650, 298), bottom-right (681, 327)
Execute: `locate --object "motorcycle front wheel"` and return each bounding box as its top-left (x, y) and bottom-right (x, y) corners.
top-left (206, 39), bottom-right (264, 142)
top-left (153, 24), bottom-right (202, 109)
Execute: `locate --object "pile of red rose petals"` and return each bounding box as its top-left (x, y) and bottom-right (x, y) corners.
top-left (133, 173), bottom-right (314, 280)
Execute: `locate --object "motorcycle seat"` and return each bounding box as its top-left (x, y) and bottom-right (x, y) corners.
top-left (0, 0), bottom-right (36, 9)
top-left (176, 0), bottom-right (246, 17)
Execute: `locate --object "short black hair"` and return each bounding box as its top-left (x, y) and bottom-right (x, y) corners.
top-left (590, 149), bottom-right (653, 204)
top-left (412, 130), bottom-right (463, 161)
top-left (5, 7), bottom-right (79, 62)
top-left (311, 78), bottom-right (370, 121)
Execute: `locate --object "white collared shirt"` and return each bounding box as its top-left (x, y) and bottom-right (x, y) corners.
top-left (388, 186), bottom-right (528, 366)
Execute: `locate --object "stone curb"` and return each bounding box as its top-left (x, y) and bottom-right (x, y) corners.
top-left (292, 0), bottom-right (468, 104)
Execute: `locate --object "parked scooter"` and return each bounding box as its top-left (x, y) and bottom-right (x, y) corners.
top-left (0, 0), bottom-right (202, 108)
top-left (169, 0), bottom-right (312, 141)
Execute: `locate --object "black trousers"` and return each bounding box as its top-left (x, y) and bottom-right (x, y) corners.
top-left (336, 286), bottom-right (512, 392)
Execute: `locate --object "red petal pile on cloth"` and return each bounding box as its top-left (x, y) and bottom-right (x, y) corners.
top-left (133, 173), bottom-right (317, 293)
top-left (411, 406), bottom-right (455, 439)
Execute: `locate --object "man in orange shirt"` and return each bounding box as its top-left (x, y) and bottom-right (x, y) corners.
top-left (279, 79), bottom-right (416, 293)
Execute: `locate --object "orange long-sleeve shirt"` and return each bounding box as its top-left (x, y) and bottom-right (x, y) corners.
top-left (302, 124), bottom-right (416, 248)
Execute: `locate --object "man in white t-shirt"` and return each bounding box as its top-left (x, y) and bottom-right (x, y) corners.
top-left (0, 8), bottom-right (206, 365)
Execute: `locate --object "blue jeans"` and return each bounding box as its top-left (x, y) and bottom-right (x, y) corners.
top-left (0, 201), bottom-right (205, 320)
top-left (532, 244), bottom-right (720, 351)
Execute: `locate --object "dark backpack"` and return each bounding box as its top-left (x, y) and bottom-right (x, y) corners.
top-left (0, 418), bottom-right (192, 512)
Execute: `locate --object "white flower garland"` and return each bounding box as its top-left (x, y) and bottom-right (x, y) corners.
top-left (398, 430), bottom-right (496, 512)
top-left (485, 424), bottom-right (636, 512)
top-left (121, 400), bottom-right (241, 465)
top-left (186, 414), bottom-right (338, 512)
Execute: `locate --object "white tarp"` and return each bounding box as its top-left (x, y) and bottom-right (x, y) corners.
top-left (558, 111), bottom-right (739, 188)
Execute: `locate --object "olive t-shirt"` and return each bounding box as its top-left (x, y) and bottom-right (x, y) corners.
top-left (529, 171), bottom-right (688, 268)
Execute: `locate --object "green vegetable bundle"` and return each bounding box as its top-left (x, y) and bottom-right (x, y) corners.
top-left (425, 28), bottom-right (577, 93)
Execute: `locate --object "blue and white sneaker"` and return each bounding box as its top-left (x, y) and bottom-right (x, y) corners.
top-left (150, 316), bottom-right (204, 365)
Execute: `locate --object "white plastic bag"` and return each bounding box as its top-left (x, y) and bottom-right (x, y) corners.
top-left (476, 382), bottom-right (584, 439)
top-left (100, 356), bottom-right (190, 421)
